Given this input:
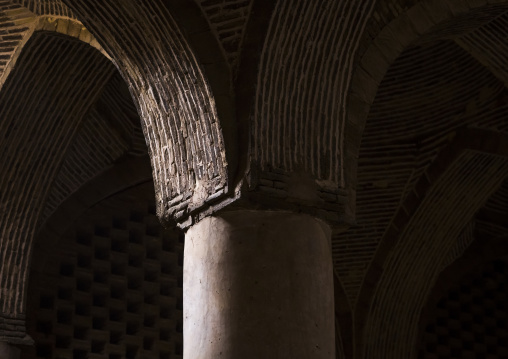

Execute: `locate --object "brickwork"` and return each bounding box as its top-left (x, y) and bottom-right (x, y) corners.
top-left (334, 6), bottom-right (508, 334)
top-left (441, 222), bottom-right (475, 270)
top-left (0, 32), bottom-right (114, 323)
top-left (0, 0), bottom-right (508, 356)
top-left (253, 0), bottom-right (376, 187)
top-left (419, 254), bottom-right (508, 359)
top-left (337, 36), bottom-right (507, 305)
top-left (0, 2), bottom-right (35, 88)
top-left (476, 179), bottom-right (508, 239)
top-left (456, 12), bottom-right (508, 87)
top-left (41, 72), bottom-right (146, 223)
top-left (361, 150), bottom-right (508, 358)
top-left (14, 0), bottom-right (75, 18)
top-left (61, 0), bottom-right (230, 227)
top-left (23, 184), bottom-right (184, 359)
top-left (197, 0), bottom-right (253, 71)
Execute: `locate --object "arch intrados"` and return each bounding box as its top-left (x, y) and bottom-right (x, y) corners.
top-left (356, 129), bottom-right (508, 358)
top-left (345, 0), bottom-right (508, 194)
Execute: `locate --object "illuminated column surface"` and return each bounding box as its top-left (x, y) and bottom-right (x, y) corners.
top-left (184, 210), bottom-right (335, 358)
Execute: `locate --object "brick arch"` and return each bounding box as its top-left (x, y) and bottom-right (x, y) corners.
top-left (344, 0), bottom-right (508, 216)
top-left (0, 30), bottom-right (117, 343)
top-left (56, 0), bottom-right (234, 228)
top-left (33, 16), bottom-right (108, 57)
top-left (0, 3), bottom-right (107, 92)
top-left (357, 130), bottom-right (508, 359)
top-left (252, 0), bottom-right (375, 199)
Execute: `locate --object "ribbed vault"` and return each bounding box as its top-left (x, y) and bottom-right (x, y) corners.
top-left (337, 36), bottom-right (507, 304)
top-left (337, 1), bottom-right (508, 307)
top-left (40, 71), bottom-right (147, 223)
top-left (0, 31), bottom-right (115, 341)
top-left (2, 0), bottom-right (508, 355)
top-left (362, 149), bottom-right (508, 359)
top-left (322, 1), bottom-right (507, 358)
top-left (339, 2), bottom-right (508, 358)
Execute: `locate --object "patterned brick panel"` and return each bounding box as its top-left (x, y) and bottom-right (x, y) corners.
top-left (419, 260), bottom-right (508, 359)
top-left (198, 0), bottom-right (252, 70)
top-left (23, 184), bottom-right (183, 359)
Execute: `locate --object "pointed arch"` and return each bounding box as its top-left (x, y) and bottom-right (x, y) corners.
top-left (59, 0), bottom-right (235, 227)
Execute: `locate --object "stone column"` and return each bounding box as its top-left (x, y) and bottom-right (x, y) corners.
top-left (183, 210), bottom-right (335, 359)
top-left (0, 341), bottom-right (20, 359)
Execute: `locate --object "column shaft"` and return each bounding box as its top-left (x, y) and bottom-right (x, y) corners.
top-left (184, 210), bottom-right (335, 358)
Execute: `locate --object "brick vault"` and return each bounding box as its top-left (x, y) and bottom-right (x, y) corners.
top-left (0, 0), bottom-right (507, 358)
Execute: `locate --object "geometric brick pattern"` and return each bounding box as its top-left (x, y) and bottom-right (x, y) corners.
top-left (23, 184), bottom-right (183, 359)
top-left (197, 0), bottom-right (253, 71)
top-left (419, 260), bottom-right (508, 359)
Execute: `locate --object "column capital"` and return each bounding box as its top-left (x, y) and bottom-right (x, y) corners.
top-left (174, 167), bottom-right (354, 230)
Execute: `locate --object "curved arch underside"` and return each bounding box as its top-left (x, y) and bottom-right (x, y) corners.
top-left (335, 1), bottom-right (508, 306)
top-left (345, 3), bottom-right (508, 357)
top-left (0, 31), bottom-right (115, 339)
top-left (254, 0), bottom-right (375, 186)
top-left (362, 150), bottom-right (508, 359)
top-left (40, 71), bottom-right (147, 223)
top-left (59, 0), bottom-right (229, 226)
